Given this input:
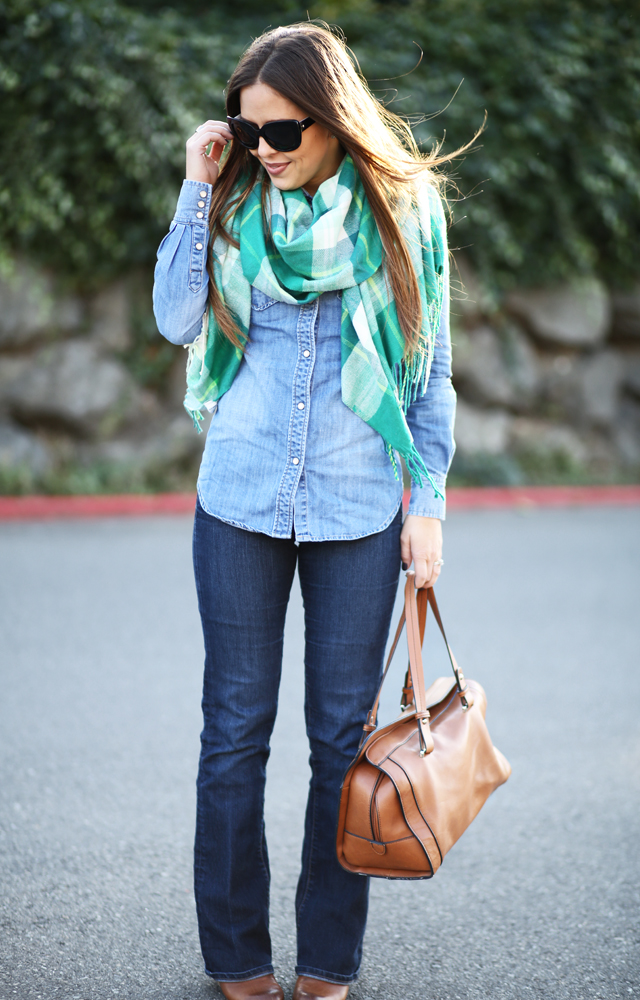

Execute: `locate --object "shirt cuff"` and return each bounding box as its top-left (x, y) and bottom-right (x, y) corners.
top-left (407, 476), bottom-right (447, 520)
top-left (172, 179), bottom-right (212, 224)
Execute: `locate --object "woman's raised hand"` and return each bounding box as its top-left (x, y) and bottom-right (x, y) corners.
top-left (186, 120), bottom-right (233, 187)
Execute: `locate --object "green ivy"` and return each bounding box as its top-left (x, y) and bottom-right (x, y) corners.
top-left (331, 0), bottom-right (640, 291)
top-left (1, 0), bottom-right (638, 291)
top-left (0, 0), bottom-right (226, 283)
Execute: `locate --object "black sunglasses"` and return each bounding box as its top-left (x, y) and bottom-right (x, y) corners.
top-left (227, 115), bottom-right (315, 152)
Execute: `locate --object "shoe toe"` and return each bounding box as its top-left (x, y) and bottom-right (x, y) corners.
top-left (218, 973), bottom-right (284, 1000)
top-left (292, 975), bottom-right (349, 1000)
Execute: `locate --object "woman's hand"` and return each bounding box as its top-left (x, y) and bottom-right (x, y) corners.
top-left (186, 120), bottom-right (233, 186)
top-left (400, 515), bottom-right (443, 589)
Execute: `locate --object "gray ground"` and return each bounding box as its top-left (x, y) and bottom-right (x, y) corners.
top-left (1, 506), bottom-right (639, 1000)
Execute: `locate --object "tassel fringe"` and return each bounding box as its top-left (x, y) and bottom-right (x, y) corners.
top-left (185, 404), bottom-right (204, 433)
top-left (393, 299), bottom-right (442, 415)
top-left (403, 446), bottom-right (445, 500)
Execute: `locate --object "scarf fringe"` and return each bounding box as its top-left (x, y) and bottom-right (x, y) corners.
top-left (186, 311), bottom-right (209, 378)
top-left (393, 299), bottom-right (443, 414)
top-left (386, 444), bottom-right (400, 480)
top-left (401, 445), bottom-right (445, 500)
top-left (185, 403), bottom-right (204, 433)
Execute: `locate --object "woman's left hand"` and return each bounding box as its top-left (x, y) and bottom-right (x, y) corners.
top-left (400, 515), bottom-right (443, 589)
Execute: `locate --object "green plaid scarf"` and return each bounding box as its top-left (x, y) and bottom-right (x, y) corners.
top-left (184, 154), bottom-right (446, 494)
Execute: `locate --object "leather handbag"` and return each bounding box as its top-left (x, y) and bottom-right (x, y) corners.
top-left (336, 572), bottom-right (511, 879)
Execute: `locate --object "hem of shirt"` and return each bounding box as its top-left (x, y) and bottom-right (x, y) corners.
top-left (182, 178), bottom-right (212, 188)
top-left (295, 497), bottom-right (403, 542)
top-left (196, 486), bottom-right (263, 533)
top-left (407, 504), bottom-right (447, 521)
top-left (172, 179), bottom-right (212, 225)
top-left (197, 486), bottom-right (403, 542)
top-left (407, 477), bottom-right (447, 520)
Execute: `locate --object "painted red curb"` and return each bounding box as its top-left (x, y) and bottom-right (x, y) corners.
top-left (446, 484), bottom-right (640, 509)
top-left (404, 484), bottom-right (640, 510)
top-left (0, 492), bottom-right (196, 521)
top-left (0, 485), bottom-right (639, 522)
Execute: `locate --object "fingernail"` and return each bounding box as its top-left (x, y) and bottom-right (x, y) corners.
top-left (401, 562), bottom-right (408, 571)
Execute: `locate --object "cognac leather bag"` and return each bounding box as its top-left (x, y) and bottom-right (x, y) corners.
top-left (336, 573), bottom-right (511, 879)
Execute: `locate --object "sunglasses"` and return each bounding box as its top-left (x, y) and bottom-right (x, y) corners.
top-left (227, 115), bottom-right (315, 152)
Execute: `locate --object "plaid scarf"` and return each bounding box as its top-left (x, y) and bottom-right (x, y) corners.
top-left (184, 154), bottom-right (446, 493)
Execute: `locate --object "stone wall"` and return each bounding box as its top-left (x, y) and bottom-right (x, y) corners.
top-left (0, 260), bottom-right (206, 493)
top-left (449, 258), bottom-right (640, 483)
top-left (0, 256), bottom-right (639, 493)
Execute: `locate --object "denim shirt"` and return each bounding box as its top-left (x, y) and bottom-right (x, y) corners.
top-left (153, 180), bottom-right (456, 541)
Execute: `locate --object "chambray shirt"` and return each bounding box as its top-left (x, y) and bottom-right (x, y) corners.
top-left (153, 180), bottom-right (456, 541)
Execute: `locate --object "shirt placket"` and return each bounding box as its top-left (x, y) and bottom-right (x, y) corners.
top-left (272, 298), bottom-right (319, 537)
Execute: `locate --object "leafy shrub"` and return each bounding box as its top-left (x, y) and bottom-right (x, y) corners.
top-left (318, 0), bottom-right (640, 290)
top-left (0, 0), bottom-right (224, 282)
top-left (0, 452), bottom-right (202, 495)
top-left (0, 0), bottom-right (638, 291)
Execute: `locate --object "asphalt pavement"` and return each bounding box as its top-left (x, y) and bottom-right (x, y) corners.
top-left (1, 506), bottom-right (639, 1000)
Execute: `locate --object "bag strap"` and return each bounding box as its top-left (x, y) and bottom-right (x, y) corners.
top-left (360, 581), bottom-right (423, 744)
top-left (402, 587), bottom-right (470, 713)
top-left (360, 573), bottom-right (471, 750)
top-left (404, 573), bottom-right (434, 756)
top-left (425, 587), bottom-right (469, 706)
top-left (400, 586), bottom-right (427, 710)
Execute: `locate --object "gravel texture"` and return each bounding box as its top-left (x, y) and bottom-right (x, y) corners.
top-left (1, 507), bottom-right (638, 1000)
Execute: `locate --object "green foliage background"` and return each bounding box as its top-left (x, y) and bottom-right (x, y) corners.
top-left (0, 0), bottom-right (638, 291)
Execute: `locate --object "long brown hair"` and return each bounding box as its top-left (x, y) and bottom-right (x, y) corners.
top-left (207, 21), bottom-right (473, 354)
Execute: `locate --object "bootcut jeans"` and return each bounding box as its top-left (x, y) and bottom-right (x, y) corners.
top-left (192, 500), bottom-right (403, 984)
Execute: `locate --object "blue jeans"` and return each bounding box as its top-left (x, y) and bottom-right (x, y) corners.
top-left (192, 501), bottom-right (402, 984)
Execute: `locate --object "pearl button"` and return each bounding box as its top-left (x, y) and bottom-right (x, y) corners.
top-left (196, 211), bottom-right (204, 219)
top-left (198, 200), bottom-right (205, 208)
top-left (200, 191), bottom-right (207, 197)
top-left (195, 243), bottom-right (203, 251)
top-left (292, 457), bottom-right (299, 465)
top-left (303, 350), bottom-right (310, 358)
top-left (297, 402), bottom-right (305, 410)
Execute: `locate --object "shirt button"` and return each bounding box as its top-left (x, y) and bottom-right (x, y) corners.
top-left (297, 402), bottom-right (305, 410)
top-left (292, 457), bottom-right (300, 465)
top-left (303, 350), bottom-right (310, 358)
top-left (198, 200), bottom-right (205, 208)
top-left (196, 211), bottom-right (204, 219)
top-left (199, 190), bottom-right (207, 198)
top-left (195, 243), bottom-right (203, 251)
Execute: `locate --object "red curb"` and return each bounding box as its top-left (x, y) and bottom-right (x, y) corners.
top-left (447, 484), bottom-right (640, 509)
top-left (404, 484), bottom-right (640, 510)
top-left (0, 493), bottom-right (196, 521)
top-left (0, 485), bottom-right (639, 522)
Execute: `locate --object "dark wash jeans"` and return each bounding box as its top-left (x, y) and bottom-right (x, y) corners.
top-left (192, 501), bottom-right (402, 984)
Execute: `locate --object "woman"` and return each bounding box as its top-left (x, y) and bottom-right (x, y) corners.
top-left (153, 22), bottom-right (457, 1000)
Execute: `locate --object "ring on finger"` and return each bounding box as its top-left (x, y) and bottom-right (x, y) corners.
top-left (434, 558), bottom-right (444, 568)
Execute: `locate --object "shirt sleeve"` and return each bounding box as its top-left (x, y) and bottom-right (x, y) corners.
top-left (405, 256), bottom-right (457, 520)
top-left (152, 180), bottom-right (213, 345)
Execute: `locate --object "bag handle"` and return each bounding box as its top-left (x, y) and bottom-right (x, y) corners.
top-left (400, 586), bottom-right (427, 710)
top-left (360, 573), bottom-right (471, 751)
top-left (359, 580), bottom-right (424, 745)
top-left (404, 573), bottom-right (434, 756)
top-left (402, 585), bottom-right (470, 715)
